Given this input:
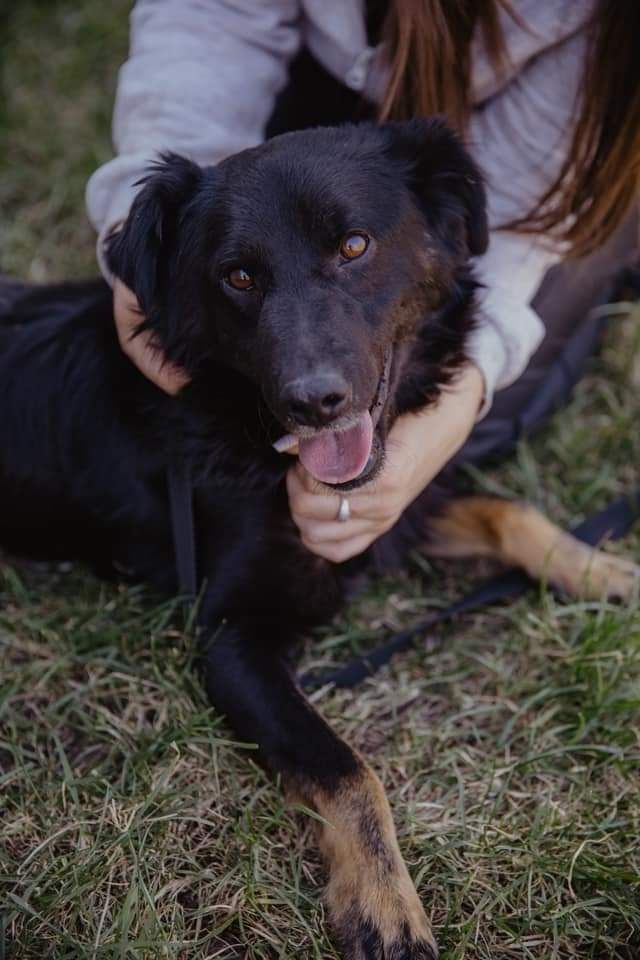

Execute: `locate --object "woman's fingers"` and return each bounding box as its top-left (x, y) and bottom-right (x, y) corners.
top-left (300, 517), bottom-right (377, 545)
top-left (113, 278), bottom-right (190, 395)
top-left (287, 462), bottom-right (397, 565)
top-left (287, 467), bottom-right (348, 522)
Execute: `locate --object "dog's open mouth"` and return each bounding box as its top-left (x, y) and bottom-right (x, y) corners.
top-left (273, 350), bottom-right (393, 487)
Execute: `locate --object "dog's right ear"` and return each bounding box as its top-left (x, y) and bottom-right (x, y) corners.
top-left (106, 153), bottom-right (202, 314)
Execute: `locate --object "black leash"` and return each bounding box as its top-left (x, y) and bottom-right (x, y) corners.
top-left (299, 486), bottom-right (640, 690)
top-left (168, 464), bottom-right (639, 690)
top-left (168, 460), bottom-right (198, 597)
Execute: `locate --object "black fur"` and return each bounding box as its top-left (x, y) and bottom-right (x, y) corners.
top-left (1, 119), bottom-right (486, 955)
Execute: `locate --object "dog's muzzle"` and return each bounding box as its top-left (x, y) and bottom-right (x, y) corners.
top-left (272, 349), bottom-right (393, 486)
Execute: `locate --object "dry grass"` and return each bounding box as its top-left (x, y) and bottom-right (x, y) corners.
top-left (1, 3), bottom-right (639, 958)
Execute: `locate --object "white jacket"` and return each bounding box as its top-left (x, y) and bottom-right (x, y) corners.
top-left (86, 0), bottom-right (593, 414)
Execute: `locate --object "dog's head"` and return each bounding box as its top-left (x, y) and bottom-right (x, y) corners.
top-left (108, 119), bottom-right (487, 487)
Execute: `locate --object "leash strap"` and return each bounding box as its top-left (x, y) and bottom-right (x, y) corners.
top-left (167, 457), bottom-right (638, 686)
top-left (168, 461), bottom-right (198, 597)
top-left (298, 487), bottom-right (640, 690)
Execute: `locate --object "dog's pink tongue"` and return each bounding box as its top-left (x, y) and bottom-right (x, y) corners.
top-left (298, 412), bottom-right (373, 484)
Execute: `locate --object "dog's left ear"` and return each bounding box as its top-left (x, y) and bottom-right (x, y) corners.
top-left (384, 117), bottom-right (489, 257)
top-left (106, 153), bottom-right (203, 314)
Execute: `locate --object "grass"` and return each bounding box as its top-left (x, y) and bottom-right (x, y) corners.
top-left (1, 3), bottom-right (639, 957)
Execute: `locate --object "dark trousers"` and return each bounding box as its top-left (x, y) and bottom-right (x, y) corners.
top-left (460, 210), bottom-right (639, 464)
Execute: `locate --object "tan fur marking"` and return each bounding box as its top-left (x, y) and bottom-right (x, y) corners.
top-left (289, 764), bottom-right (437, 958)
top-left (426, 496), bottom-right (640, 600)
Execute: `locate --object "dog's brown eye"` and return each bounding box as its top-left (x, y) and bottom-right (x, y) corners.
top-left (226, 267), bottom-right (254, 291)
top-left (340, 232), bottom-right (369, 260)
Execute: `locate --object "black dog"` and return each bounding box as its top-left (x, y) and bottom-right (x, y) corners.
top-left (2, 120), bottom-right (637, 959)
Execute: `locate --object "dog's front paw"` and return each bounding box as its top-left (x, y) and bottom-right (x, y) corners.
top-left (308, 766), bottom-right (438, 960)
top-left (329, 876), bottom-right (438, 960)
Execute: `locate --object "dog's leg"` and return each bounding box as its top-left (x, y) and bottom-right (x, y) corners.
top-left (202, 620), bottom-right (438, 960)
top-left (425, 496), bottom-right (640, 599)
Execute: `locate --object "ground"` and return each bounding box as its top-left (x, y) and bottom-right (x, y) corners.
top-left (1, 3), bottom-right (639, 958)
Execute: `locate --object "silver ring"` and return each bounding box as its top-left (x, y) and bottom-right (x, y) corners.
top-left (337, 497), bottom-right (351, 523)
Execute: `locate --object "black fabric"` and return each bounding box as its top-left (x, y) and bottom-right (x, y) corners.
top-left (365, 0), bottom-right (389, 44)
top-left (265, 1), bottom-right (391, 139)
top-left (265, 50), bottom-right (374, 140)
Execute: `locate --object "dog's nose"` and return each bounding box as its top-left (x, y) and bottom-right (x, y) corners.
top-left (282, 372), bottom-right (352, 427)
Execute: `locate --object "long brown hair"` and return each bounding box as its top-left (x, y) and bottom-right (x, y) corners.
top-left (379, 1), bottom-right (640, 257)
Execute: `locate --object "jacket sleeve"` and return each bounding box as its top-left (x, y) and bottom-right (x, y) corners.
top-left (86, 0), bottom-right (301, 279)
top-left (466, 28), bottom-right (587, 416)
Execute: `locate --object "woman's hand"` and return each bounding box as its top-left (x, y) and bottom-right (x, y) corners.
top-left (113, 278), bottom-right (190, 394)
top-left (287, 363), bottom-right (485, 563)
